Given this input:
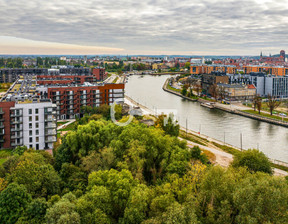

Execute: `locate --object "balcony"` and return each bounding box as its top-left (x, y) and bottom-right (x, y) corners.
top-left (45, 137), bottom-right (57, 143)
top-left (11, 119), bottom-right (23, 125)
top-left (0, 139), bottom-right (4, 143)
top-left (11, 128), bottom-right (22, 132)
top-left (0, 110), bottom-right (4, 115)
top-left (11, 142), bottom-right (23, 147)
top-left (10, 113), bottom-right (22, 117)
top-left (11, 134), bottom-right (23, 139)
top-left (0, 123), bottom-right (4, 129)
top-left (45, 116), bottom-right (57, 122)
top-left (45, 123), bottom-right (57, 129)
top-left (45, 131), bottom-right (57, 136)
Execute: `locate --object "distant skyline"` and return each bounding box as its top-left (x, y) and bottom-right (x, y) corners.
top-left (0, 0), bottom-right (287, 55)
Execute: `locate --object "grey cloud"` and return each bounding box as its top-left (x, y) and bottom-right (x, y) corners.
top-left (0, 0), bottom-right (288, 54)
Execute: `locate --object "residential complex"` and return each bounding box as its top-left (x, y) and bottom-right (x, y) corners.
top-left (0, 67), bottom-right (124, 150)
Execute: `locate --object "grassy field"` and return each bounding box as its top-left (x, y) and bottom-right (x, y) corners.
top-left (243, 110), bottom-right (288, 122)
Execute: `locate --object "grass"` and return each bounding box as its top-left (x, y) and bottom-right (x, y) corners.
top-left (166, 83), bottom-right (181, 93)
top-left (58, 121), bottom-right (77, 131)
top-left (211, 142), bottom-right (240, 155)
top-left (243, 110), bottom-right (288, 122)
top-left (57, 121), bottom-right (69, 127)
top-left (180, 130), bottom-right (208, 146)
top-left (112, 77), bottom-right (119, 83)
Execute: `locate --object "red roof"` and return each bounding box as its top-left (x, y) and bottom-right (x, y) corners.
top-left (247, 84), bottom-right (256, 89)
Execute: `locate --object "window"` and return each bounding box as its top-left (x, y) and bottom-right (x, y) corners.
top-left (35, 130), bottom-right (39, 135)
top-left (29, 137), bottom-right (32, 143)
top-left (35, 123), bottom-right (39, 128)
top-left (36, 137), bottom-right (39, 142)
top-left (29, 116), bottom-right (32, 122)
top-left (35, 116), bottom-right (39, 121)
top-left (35, 109), bottom-right (38, 114)
top-left (29, 130), bottom-right (32, 136)
top-left (29, 123), bottom-right (32, 129)
top-left (29, 145), bottom-right (33, 149)
top-left (29, 109), bottom-right (32, 114)
top-left (36, 144), bottom-right (39, 150)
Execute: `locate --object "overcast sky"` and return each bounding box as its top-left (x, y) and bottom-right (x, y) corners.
top-left (0, 0), bottom-right (287, 55)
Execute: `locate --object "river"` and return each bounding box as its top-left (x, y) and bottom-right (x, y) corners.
top-left (125, 74), bottom-right (288, 162)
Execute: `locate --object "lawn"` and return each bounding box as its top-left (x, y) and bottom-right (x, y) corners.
top-left (243, 110), bottom-right (288, 122)
top-left (167, 83), bottom-right (181, 93)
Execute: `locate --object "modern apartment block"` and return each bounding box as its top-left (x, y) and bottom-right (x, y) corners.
top-left (37, 83), bottom-right (125, 119)
top-left (0, 99), bottom-right (57, 150)
top-left (0, 67), bottom-right (106, 83)
top-left (228, 73), bottom-right (288, 98)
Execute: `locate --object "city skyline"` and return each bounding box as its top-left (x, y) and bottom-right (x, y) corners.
top-left (0, 0), bottom-right (288, 55)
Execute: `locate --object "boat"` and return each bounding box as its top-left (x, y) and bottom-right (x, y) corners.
top-left (200, 102), bottom-right (215, 109)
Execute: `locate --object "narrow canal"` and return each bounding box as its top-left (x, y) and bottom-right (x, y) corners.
top-left (125, 74), bottom-right (288, 162)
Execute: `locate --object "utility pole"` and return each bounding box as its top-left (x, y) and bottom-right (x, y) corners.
top-left (240, 133), bottom-right (243, 151)
top-left (186, 118), bottom-right (188, 138)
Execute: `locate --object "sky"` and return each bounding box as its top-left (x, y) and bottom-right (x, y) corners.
top-left (0, 0), bottom-right (288, 56)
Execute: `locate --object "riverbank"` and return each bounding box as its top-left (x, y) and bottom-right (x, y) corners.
top-left (124, 95), bottom-right (288, 176)
top-left (163, 78), bottom-right (288, 128)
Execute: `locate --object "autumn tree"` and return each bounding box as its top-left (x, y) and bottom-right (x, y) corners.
top-left (253, 94), bottom-right (262, 114)
top-left (266, 94), bottom-right (281, 115)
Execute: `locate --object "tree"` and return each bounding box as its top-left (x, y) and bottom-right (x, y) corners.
top-left (181, 87), bottom-right (187, 96)
top-left (253, 94), bottom-right (262, 114)
top-left (194, 84), bottom-right (202, 96)
top-left (155, 114), bottom-right (180, 137)
top-left (218, 85), bottom-right (226, 100)
top-left (0, 183), bottom-right (32, 224)
top-left (232, 149), bottom-right (272, 174)
top-left (209, 84), bottom-right (219, 100)
top-left (11, 152), bottom-right (61, 197)
top-left (185, 77), bottom-right (197, 96)
top-left (266, 94), bottom-right (281, 115)
top-left (45, 193), bottom-right (80, 224)
top-left (17, 198), bottom-right (48, 224)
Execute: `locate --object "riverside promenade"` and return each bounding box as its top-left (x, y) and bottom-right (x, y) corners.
top-left (163, 78), bottom-right (288, 128)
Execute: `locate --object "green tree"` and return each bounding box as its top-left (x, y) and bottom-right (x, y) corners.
top-left (266, 94), bottom-right (281, 115)
top-left (11, 152), bottom-right (61, 197)
top-left (181, 87), bottom-right (187, 96)
top-left (232, 149), bottom-right (272, 174)
top-left (45, 193), bottom-right (80, 224)
top-left (17, 198), bottom-right (48, 224)
top-left (0, 183), bottom-right (32, 224)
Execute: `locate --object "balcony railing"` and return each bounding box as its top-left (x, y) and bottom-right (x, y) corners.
top-left (45, 137), bottom-right (57, 143)
top-left (45, 123), bottom-right (57, 129)
top-left (45, 131), bottom-right (57, 136)
top-left (11, 134), bottom-right (23, 139)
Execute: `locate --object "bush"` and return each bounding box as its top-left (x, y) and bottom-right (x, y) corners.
top-left (231, 149), bottom-right (272, 174)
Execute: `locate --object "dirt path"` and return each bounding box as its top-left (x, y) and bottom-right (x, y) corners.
top-left (181, 137), bottom-right (287, 176)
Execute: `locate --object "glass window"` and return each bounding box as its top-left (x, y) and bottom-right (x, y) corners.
top-left (35, 116), bottom-right (39, 121)
top-left (29, 130), bottom-right (32, 136)
top-left (36, 130), bottom-right (39, 135)
top-left (29, 123), bottom-right (32, 129)
top-left (29, 116), bottom-right (32, 122)
top-left (29, 109), bottom-right (32, 114)
top-left (36, 137), bottom-right (39, 142)
top-left (35, 123), bottom-right (39, 128)
top-left (29, 137), bottom-right (32, 143)
top-left (35, 109), bottom-right (39, 114)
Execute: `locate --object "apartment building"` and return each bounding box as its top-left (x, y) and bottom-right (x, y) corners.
top-left (0, 68), bottom-right (47, 83)
top-left (0, 99), bottom-right (57, 150)
top-left (190, 65), bottom-right (237, 75)
top-left (217, 83), bottom-right (256, 100)
top-left (201, 73), bottom-right (229, 95)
